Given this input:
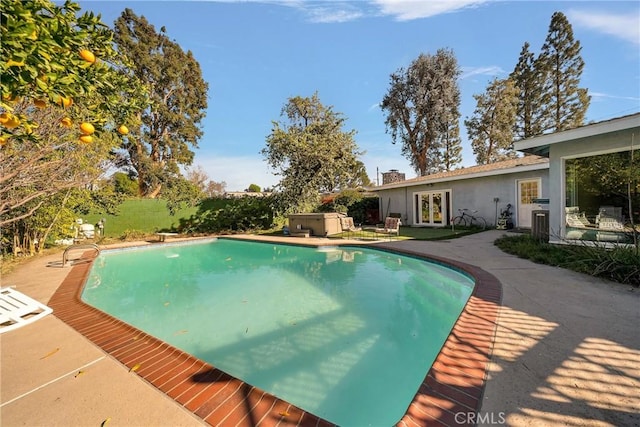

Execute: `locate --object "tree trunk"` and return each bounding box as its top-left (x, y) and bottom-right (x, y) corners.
top-left (132, 139), bottom-right (148, 197)
top-left (39, 189), bottom-right (72, 253)
top-left (13, 235), bottom-right (22, 256)
top-left (148, 184), bottom-right (162, 199)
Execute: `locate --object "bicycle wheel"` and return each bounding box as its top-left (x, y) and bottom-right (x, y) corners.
top-left (452, 216), bottom-right (467, 227)
top-left (473, 216), bottom-right (487, 229)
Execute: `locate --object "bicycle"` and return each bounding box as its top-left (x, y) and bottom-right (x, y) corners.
top-left (452, 208), bottom-right (487, 229)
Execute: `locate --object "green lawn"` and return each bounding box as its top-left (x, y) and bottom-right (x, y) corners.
top-left (394, 226), bottom-right (482, 240)
top-left (82, 199), bottom-right (200, 238)
top-left (261, 225), bottom-right (484, 241)
top-left (81, 198), bottom-right (484, 241)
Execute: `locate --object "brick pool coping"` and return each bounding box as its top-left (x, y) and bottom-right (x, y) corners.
top-left (48, 243), bottom-right (502, 427)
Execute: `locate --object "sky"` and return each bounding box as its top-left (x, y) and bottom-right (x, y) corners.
top-left (78, 0), bottom-right (640, 191)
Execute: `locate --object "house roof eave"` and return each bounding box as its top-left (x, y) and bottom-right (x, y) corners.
top-left (368, 161), bottom-right (549, 192)
top-left (514, 113), bottom-right (640, 152)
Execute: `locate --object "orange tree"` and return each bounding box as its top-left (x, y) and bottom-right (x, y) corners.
top-left (0, 0), bottom-right (148, 253)
top-left (1, 0), bottom-right (146, 142)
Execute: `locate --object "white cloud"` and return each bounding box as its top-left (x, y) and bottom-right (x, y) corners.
top-left (372, 0), bottom-right (488, 21)
top-left (193, 154), bottom-right (279, 192)
top-left (460, 65), bottom-right (504, 80)
top-left (568, 9), bottom-right (640, 45)
top-left (368, 102), bottom-right (382, 112)
top-left (266, 0), bottom-right (366, 23)
top-left (589, 92), bottom-right (640, 102)
top-left (206, 0), bottom-right (488, 23)
top-left (306, 6), bottom-right (364, 23)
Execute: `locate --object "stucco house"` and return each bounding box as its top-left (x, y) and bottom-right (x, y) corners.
top-left (514, 112), bottom-right (639, 244)
top-left (369, 155), bottom-right (550, 229)
top-left (369, 113), bottom-right (639, 245)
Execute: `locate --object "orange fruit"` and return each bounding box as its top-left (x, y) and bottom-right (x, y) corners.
top-left (0, 112), bottom-right (10, 124)
top-left (34, 99), bottom-right (46, 109)
top-left (117, 125), bottom-right (129, 135)
top-left (79, 135), bottom-right (93, 144)
top-left (0, 136), bottom-right (8, 146)
top-left (2, 94), bottom-right (20, 104)
top-left (80, 122), bottom-right (95, 135)
top-left (58, 96), bottom-right (72, 108)
top-left (79, 49), bottom-right (96, 64)
top-left (2, 114), bottom-right (20, 129)
top-left (60, 117), bottom-right (72, 128)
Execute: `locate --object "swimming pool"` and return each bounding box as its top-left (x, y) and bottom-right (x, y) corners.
top-left (82, 239), bottom-right (475, 426)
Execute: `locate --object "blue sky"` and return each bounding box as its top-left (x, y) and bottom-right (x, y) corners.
top-left (79, 1), bottom-right (640, 191)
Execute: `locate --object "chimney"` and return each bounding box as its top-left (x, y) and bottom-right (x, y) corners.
top-left (382, 170), bottom-right (405, 184)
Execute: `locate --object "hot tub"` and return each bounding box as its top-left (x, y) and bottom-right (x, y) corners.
top-left (288, 212), bottom-right (343, 236)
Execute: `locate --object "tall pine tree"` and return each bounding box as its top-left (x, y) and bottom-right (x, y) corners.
top-left (465, 78), bottom-right (519, 165)
top-left (536, 11), bottom-right (590, 133)
top-left (434, 55), bottom-right (463, 172)
top-left (510, 42), bottom-right (545, 139)
top-left (436, 120), bottom-right (462, 172)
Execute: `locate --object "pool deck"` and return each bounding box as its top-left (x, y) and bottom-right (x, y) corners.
top-left (2, 231), bottom-right (639, 426)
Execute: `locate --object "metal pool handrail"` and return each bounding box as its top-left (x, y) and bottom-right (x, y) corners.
top-left (63, 243), bottom-right (100, 267)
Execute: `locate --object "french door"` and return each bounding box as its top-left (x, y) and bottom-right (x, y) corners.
top-left (414, 191), bottom-right (450, 226)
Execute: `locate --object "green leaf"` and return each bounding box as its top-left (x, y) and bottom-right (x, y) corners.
top-left (35, 77), bottom-right (48, 90)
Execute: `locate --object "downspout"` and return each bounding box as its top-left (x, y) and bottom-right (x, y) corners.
top-left (629, 133), bottom-right (638, 252)
top-left (405, 187), bottom-right (409, 225)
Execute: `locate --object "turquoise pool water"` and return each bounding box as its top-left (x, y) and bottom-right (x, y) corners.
top-left (82, 239), bottom-right (474, 426)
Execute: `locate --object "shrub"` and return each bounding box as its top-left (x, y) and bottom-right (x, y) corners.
top-left (113, 172), bottom-right (138, 197)
top-left (348, 196), bottom-right (379, 225)
top-left (179, 196), bottom-right (274, 233)
top-left (495, 235), bottom-right (639, 286)
top-left (317, 189), bottom-right (364, 214)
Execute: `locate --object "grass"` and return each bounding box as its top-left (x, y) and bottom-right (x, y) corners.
top-left (394, 226), bottom-right (483, 240)
top-left (494, 234), bottom-right (640, 286)
top-left (79, 197), bottom-right (485, 242)
top-left (81, 199), bottom-right (202, 238)
top-left (260, 225), bottom-right (484, 241)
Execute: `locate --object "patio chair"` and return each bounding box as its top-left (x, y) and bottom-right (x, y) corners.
top-left (598, 206), bottom-right (623, 222)
top-left (597, 215), bottom-right (625, 231)
top-left (596, 213), bottom-right (630, 242)
top-left (565, 207), bottom-right (594, 228)
top-left (1, 287), bottom-right (53, 334)
top-left (375, 217), bottom-right (401, 240)
top-left (340, 216), bottom-right (362, 239)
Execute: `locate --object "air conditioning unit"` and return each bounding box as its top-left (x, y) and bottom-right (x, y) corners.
top-left (531, 210), bottom-right (549, 242)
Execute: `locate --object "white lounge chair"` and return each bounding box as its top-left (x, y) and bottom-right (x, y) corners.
top-left (565, 207), bottom-right (594, 228)
top-left (0, 287), bottom-right (53, 334)
top-left (596, 215), bottom-right (628, 242)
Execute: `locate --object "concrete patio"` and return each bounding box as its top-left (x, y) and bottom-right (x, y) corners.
top-left (1, 231), bottom-right (638, 426)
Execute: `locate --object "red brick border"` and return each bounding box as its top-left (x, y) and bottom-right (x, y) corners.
top-left (49, 244), bottom-right (501, 427)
